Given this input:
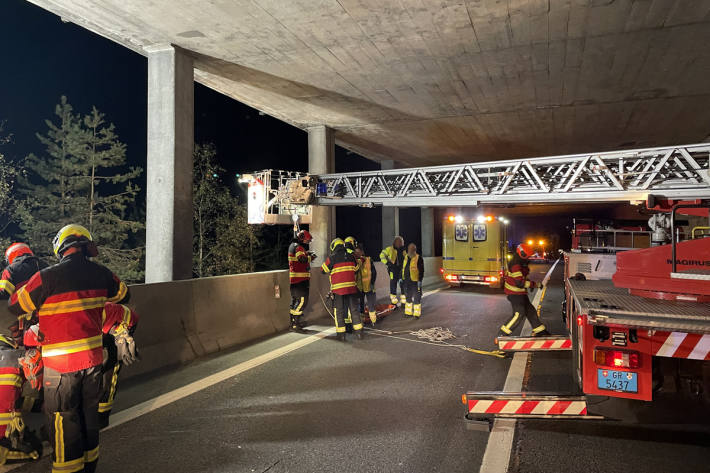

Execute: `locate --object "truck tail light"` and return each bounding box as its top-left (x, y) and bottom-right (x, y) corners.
top-left (445, 274), bottom-right (459, 282)
top-left (577, 315), bottom-right (584, 326)
top-left (593, 348), bottom-right (640, 369)
top-left (439, 267), bottom-right (444, 274)
top-left (484, 276), bottom-right (498, 282)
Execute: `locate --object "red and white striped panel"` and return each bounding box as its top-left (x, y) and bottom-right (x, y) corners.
top-left (499, 338), bottom-right (572, 351)
top-left (652, 331), bottom-right (710, 360)
top-left (467, 399), bottom-right (587, 417)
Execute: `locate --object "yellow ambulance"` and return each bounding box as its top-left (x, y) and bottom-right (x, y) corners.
top-left (442, 214), bottom-right (509, 288)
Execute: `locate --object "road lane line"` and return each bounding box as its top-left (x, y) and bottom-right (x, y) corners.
top-left (106, 326), bottom-right (335, 431)
top-left (479, 259), bottom-right (560, 473)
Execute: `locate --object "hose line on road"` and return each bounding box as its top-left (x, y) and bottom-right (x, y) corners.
top-left (365, 329), bottom-right (507, 358)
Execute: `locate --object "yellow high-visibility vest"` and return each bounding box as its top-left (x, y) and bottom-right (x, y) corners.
top-left (403, 254), bottom-right (420, 282)
top-left (357, 257), bottom-right (373, 292)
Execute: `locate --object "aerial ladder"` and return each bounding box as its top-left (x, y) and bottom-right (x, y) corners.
top-left (244, 142), bottom-right (710, 424)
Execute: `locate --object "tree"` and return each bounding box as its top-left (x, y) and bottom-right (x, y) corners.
top-left (193, 143), bottom-right (257, 277)
top-left (18, 97), bottom-right (144, 281)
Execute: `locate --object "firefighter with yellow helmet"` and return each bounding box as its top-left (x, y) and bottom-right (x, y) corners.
top-left (8, 224), bottom-right (130, 473)
top-left (380, 236), bottom-right (406, 305)
top-left (321, 238), bottom-right (363, 341)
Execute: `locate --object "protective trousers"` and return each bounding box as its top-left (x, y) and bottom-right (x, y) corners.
top-left (404, 281), bottom-right (422, 317)
top-left (0, 347), bottom-right (38, 464)
top-left (500, 295), bottom-right (546, 335)
top-left (358, 291), bottom-right (377, 314)
top-left (289, 282), bottom-right (309, 328)
top-left (44, 366), bottom-right (102, 473)
top-left (388, 273), bottom-right (406, 305)
top-left (333, 294), bottom-right (362, 333)
top-left (98, 335), bottom-right (120, 429)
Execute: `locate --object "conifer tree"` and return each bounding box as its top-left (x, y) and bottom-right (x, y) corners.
top-left (18, 97), bottom-right (144, 281)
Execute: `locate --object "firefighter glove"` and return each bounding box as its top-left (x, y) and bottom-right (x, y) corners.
top-left (308, 251), bottom-right (317, 262)
top-left (112, 328), bottom-right (139, 366)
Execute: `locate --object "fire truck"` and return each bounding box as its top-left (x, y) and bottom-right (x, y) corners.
top-left (467, 199), bottom-right (710, 423)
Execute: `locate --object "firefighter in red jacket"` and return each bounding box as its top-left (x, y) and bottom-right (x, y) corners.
top-left (321, 238), bottom-right (363, 341)
top-left (8, 224), bottom-right (129, 473)
top-left (99, 302), bottom-right (139, 428)
top-left (288, 230), bottom-right (316, 331)
top-left (0, 243), bottom-right (48, 463)
top-left (499, 243), bottom-right (549, 337)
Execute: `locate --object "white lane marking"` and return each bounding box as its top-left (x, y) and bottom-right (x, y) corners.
top-left (689, 334), bottom-right (710, 360)
top-left (479, 259), bottom-right (560, 473)
top-left (106, 327), bottom-right (335, 431)
top-left (656, 331), bottom-right (687, 358)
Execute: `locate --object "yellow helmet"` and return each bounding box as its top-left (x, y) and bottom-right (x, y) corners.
top-left (53, 224), bottom-right (94, 257)
top-left (330, 238), bottom-right (344, 252)
top-left (344, 236), bottom-right (357, 246)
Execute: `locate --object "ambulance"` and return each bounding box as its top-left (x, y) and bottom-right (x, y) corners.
top-left (441, 214), bottom-right (509, 288)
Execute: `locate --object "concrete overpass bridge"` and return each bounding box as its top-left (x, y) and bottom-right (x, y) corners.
top-left (26, 0), bottom-right (710, 281)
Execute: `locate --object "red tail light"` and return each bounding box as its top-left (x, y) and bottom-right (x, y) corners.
top-left (439, 267), bottom-right (444, 274)
top-left (593, 348), bottom-right (640, 369)
top-left (577, 315), bottom-right (584, 326)
top-left (445, 274), bottom-right (459, 282)
top-left (484, 276), bottom-right (498, 282)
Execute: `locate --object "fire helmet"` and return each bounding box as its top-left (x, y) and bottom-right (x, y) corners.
top-left (5, 243), bottom-right (33, 265)
top-left (297, 230), bottom-right (312, 244)
top-left (516, 243), bottom-right (533, 259)
top-left (330, 238), bottom-right (344, 252)
top-left (53, 224), bottom-right (97, 258)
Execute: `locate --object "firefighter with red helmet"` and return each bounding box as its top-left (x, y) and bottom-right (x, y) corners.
top-left (8, 224), bottom-right (129, 473)
top-left (98, 302), bottom-right (139, 428)
top-left (499, 243), bottom-right (549, 337)
top-left (288, 230), bottom-right (316, 331)
top-left (321, 238), bottom-right (363, 341)
top-left (0, 243), bottom-right (48, 302)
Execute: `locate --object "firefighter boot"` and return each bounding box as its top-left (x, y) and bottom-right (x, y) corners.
top-left (389, 294), bottom-right (398, 305)
top-left (400, 294), bottom-right (407, 305)
top-left (355, 330), bottom-right (364, 340)
top-left (289, 316), bottom-right (305, 332)
top-left (336, 332), bottom-right (346, 342)
top-left (404, 302), bottom-right (413, 317)
top-left (413, 304), bottom-right (422, 318)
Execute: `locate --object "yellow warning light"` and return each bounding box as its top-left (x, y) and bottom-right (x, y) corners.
top-left (539, 240), bottom-right (545, 245)
top-left (486, 215), bottom-right (493, 222)
top-left (447, 215), bottom-right (455, 222)
top-left (527, 240), bottom-right (533, 245)
top-left (461, 394), bottom-right (467, 405)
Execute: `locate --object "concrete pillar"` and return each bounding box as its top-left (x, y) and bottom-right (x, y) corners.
top-left (421, 207), bottom-right (435, 257)
top-left (381, 160), bottom-right (399, 250)
top-left (308, 125), bottom-right (335, 260)
top-left (145, 44), bottom-right (194, 283)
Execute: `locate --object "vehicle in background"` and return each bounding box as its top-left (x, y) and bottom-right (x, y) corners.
top-left (523, 234), bottom-right (559, 262)
top-left (441, 214), bottom-right (508, 289)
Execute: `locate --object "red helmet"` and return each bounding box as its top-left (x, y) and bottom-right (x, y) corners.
top-left (516, 243), bottom-right (533, 259)
top-left (5, 243), bottom-right (33, 265)
top-left (297, 230), bottom-right (312, 244)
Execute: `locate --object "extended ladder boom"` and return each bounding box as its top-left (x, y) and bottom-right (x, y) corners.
top-left (316, 143), bottom-right (710, 206)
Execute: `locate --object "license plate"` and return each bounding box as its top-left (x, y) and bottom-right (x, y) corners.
top-left (462, 275), bottom-right (483, 281)
top-left (597, 369), bottom-right (637, 393)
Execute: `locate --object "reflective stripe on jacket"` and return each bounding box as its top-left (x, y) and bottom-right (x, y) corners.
top-left (0, 255), bottom-right (48, 300)
top-left (8, 253), bottom-right (129, 373)
top-left (321, 248), bottom-right (359, 295)
top-left (504, 261), bottom-right (533, 295)
top-left (402, 253), bottom-right (424, 282)
top-left (288, 241), bottom-right (311, 284)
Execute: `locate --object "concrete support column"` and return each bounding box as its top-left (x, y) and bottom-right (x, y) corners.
top-left (421, 207), bottom-right (435, 257)
top-left (381, 160), bottom-right (399, 250)
top-left (308, 125), bottom-right (335, 260)
top-left (145, 44), bottom-right (194, 283)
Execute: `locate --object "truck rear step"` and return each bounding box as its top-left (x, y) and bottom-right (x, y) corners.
top-left (463, 392), bottom-right (602, 420)
top-left (496, 335), bottom-right (572, 352)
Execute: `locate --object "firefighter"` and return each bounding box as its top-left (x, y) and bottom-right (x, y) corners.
top-left (499, 243), bottom-right (549, 337)
top-left (99, 302), bottom-right (139, 429)
top-left (380, 236), bottom-right (406, 305)
top-left (354, 244), bottom-right (377, 321)
top-left (0, 243), bottom-right (48, 303)
top-left (321, 238), bottom-right (363, 341)
top-left (8, 224), bottom-right (129, 473)
top-left (402, 243), bottom-right (424, 318)
top-left (288, 230), bottom-right (316, 332)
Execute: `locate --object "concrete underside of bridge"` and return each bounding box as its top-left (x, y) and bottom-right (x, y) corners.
top-left (28, 0), bottom-right (710, 166)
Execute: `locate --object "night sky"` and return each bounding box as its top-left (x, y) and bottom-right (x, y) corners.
top-left (0, 0), bottom-right (650, 257)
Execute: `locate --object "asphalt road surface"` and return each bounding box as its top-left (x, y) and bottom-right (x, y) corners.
top-left (10, 264), bottom-right (710, 473)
